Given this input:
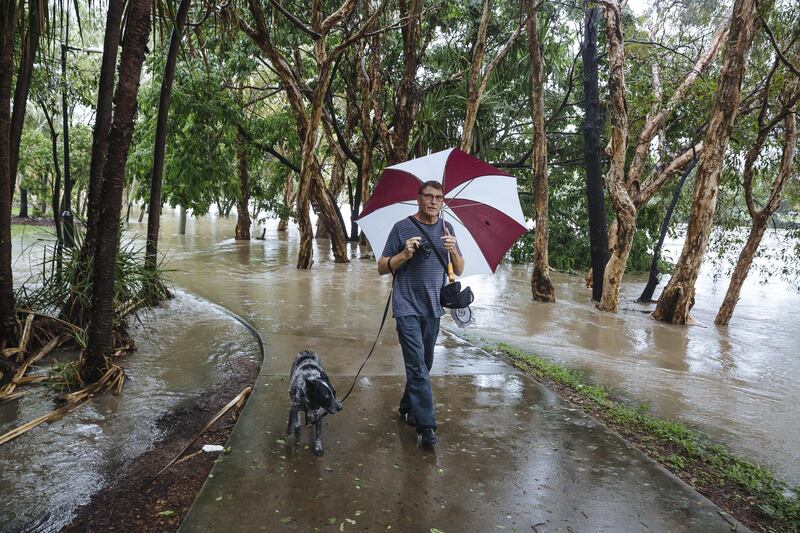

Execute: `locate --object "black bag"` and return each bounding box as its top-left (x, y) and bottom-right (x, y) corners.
top-left (408, 216), bottom-right (474, 310)
top-left (439, 281), bottom-right (474, 309)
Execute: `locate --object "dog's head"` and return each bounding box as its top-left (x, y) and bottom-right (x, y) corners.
top-left (308, 377), bottom-right (343, 414)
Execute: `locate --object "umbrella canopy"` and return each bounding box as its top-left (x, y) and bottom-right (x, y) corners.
top-left (356, 148), bottom-right (528, 278)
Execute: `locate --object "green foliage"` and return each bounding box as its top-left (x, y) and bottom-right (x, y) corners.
top-left (14, 227), bottom-right (171, 326)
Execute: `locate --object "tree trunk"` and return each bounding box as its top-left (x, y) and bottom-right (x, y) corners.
top-left (715, 70), bottom-right (797, 325)
top-left (597, 1), bottom-right (634, 313)
top-left (638, 155), bottom-right (697, 303)
top-left (653, 0), bottom-right (761, 324)
top-left (582, 1), bottom-right (609, 302)
top-left (146, 0), bottom-right (191, 269)
top-left (461, 0), bottom-right (491, 154)
top-left (82, 0), bottom-right (125, 261)
top-left (18, 187), bottom-right (28, 218)
top-left (308, 166), bottom-right (349, 263)
top-left (235, 133), bottom-right (251, 240)
top-left (279, 174), bottom-right (294, 232)
top-left (83, 0), bottom-right (152, 382)
top-left (61, 39), bottom-right (76, 249)
top-left (9, 0), bottom-right (41, 203)
top-left (42, 107), bottom-right (63, 242)
top-left (0, 0), bottom-right (19, 347)
top-left (179, 206), bottom-right (187, 235)
top-left (528, 0), bottom-right (554, 303)
top-left (389, 0), bottom-right (423, 164)
top-left (138, 202), bottom-right (146, 223)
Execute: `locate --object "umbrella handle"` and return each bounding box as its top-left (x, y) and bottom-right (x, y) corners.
top-left (447, 263), bottom-right (455, 283)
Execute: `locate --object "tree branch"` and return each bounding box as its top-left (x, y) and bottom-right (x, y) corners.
top-left (268, 0), bottom-right (321, 40)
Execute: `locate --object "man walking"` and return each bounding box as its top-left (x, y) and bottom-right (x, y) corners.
top-left (378, 180), bottom-right (464, 446)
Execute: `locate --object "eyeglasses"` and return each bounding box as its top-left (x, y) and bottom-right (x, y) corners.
top-left (420, 193), bottom-right (444, 202)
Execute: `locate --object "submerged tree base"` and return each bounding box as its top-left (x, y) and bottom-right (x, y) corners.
top-left (486, 342), bottom-right (799, 532)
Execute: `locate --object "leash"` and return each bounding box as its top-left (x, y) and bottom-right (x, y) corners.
top-left (340, 278), bottom-right (393, 403)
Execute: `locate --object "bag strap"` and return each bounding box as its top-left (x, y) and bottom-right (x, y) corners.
top-left (408, 216), bottom-right (448, 272)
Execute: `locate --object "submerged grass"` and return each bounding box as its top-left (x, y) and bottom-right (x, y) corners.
top-left (489, 342), bottom-right (799, 532)
top-left (14, 227), bottom-right (172, 325)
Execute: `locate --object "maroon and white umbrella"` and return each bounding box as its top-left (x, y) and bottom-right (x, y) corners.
top-left (356, 148), bottom-right (528, 278)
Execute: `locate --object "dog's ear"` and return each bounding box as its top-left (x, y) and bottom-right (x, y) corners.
top-left (309, 378), bottom-right (333, 404)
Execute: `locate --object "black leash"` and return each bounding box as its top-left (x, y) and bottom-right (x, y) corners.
top-left (339, 278), bottom-right (393, 403)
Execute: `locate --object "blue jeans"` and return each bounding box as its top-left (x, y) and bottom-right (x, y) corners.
top-left (396, 315), bottom-right (440, 430)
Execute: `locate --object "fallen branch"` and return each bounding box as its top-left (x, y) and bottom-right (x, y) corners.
top-left (0, 365), bottom-right (127, 446)
top-left (151, 386), bottom-right (252, 481)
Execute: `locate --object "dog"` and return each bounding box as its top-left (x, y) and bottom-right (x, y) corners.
top-left (286, 350), bottom-right (343, 456)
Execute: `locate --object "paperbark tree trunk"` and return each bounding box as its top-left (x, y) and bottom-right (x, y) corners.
top-left (582, 2), bottom-right (608, 302)
top-left (389, 0), bottom-right (422, 164)
top-left (236, 0), bottom-right (381, 268)
top-left (715, 73), bottom-right (797, 325)
top-left (653, 0), bottom-right (761, 324)
top-left (83, 0), bottom-right (152, 382)
top-left (235, 133), bottom-right (251, 240)
top-left (596, 0), bottom-right (633, 313)
top-left (0, 0), bottom-right (18, 347)
top-left (598, 4), bottom-right (726, 311)
top-left (178, 206), bottom-right (187, 235)
top-left (460, 0), bottom-right (526, 155)
top-left (146, 0), bottom-right (191, 270)
top-left (528, 0), bottom-right (554, 303)
top-left (460, 0), bottom-right (491, 154)
top-left (279, 174), bottom-right (294, 232)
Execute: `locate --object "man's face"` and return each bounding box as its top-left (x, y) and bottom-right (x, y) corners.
top-left (418, 186), bottom-right (444, 218)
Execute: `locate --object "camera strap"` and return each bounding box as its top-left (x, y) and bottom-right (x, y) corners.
top-left (408, 216), bottom-right (449, 280)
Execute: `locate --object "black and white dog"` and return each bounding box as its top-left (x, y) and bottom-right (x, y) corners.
top-left (286, 350), bottom-right (343, 456)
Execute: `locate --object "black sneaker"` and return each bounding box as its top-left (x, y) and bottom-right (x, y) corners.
top-left (418, 426), bottom-right (438, 446)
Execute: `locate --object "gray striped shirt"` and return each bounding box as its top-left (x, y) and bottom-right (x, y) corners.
top-left (382, 217), bottom-right (459, 318)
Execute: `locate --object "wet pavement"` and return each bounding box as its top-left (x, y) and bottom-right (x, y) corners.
top-left (150, 211), bottom-right (799, 487)
top-left (155, 217), bottom-right (746, 532)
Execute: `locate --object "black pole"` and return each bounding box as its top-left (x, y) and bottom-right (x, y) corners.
top-left (582, 2), bottom-right (609, 302)
top-left (61, 36), bottom-right (75, 247)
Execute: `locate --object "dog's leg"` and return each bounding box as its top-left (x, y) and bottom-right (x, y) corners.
top-left (294, 410), bottom-right (302, 438)
top-left (312, 415), bottom-right (324, 456)
top-left (286, 405), bottom-right (299, 436)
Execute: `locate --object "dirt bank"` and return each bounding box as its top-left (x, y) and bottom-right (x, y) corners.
top-left (63, 356), bottom-right (259, 532)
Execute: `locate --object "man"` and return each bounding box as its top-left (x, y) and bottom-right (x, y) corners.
top-left (378, 180), bottom-right (464, 446)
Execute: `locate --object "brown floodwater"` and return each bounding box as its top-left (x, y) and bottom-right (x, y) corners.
top-left (3, 236), bottom-right (261, 531)
top-left (2, 207), bottom-right (798, 531)
top-left (150, 209), bottom-right (799, 488)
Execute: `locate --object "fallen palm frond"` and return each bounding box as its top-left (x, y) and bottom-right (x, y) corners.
top-left (0, 365), bottom-right (125, 446)
top-left (1, 390), bottom-right (29, 402)
top-left (0, 335), bottom-right (67, 399)
top-left (151, 386), bottom-right (253, 481)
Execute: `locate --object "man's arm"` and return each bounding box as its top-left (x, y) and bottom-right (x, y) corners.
top-left (378, 236), bottom-right (422, 275)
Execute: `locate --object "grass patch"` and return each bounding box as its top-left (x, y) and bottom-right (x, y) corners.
top-left (489, 342), bottom-right (799, 532)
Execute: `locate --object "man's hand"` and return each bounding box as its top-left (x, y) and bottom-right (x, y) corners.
top-left (403, 236), bottom-right (422, 259)
top-left (441, 227), bottom-right (458, 254)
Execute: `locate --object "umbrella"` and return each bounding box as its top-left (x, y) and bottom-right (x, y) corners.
top-left (356, 148), bottom-right (528, 278)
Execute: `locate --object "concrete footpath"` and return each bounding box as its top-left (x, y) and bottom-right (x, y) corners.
top-left (179, 327), bottom-right (743, 532)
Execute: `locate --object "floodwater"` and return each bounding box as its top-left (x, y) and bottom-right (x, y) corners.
top-left (147, 209), bottom-right (799, 487)
top-left (1, 256), bottom-right (260, 530)
top-left (2, 206), bottom-right (798, 530)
